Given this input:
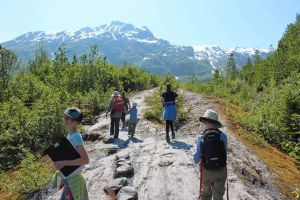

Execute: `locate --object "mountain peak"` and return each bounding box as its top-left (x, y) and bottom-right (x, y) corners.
top-left (3, 24), bottom-right (270, 81)
top-left (12, 21), bottom-right (155, 43)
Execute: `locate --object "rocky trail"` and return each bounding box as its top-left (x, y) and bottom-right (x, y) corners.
top-left (32, 89), bottom-right (286, 200)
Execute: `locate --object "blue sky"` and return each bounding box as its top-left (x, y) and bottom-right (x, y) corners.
top-left (1, 0), bottom-right (299, 48)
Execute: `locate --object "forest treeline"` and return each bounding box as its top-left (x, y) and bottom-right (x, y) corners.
top-left (184, 16), bottom-right (300, 163)
top-left (0, 44), bottom-right (160, 172)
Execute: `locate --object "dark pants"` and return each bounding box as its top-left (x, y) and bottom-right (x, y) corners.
top-left (166, 120), bottom-right (175, 140)
top-left (110, 117), bottom-right (120, 138)
top-left (128, 122), bottom-right (137, 136)
top-left (121, 112), bottom-right (126, 128)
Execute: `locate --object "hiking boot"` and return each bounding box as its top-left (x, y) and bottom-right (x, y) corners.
top-left (166, 136), bottom-right (170, 143)
top-left (172, 133), bottom-right (175, 139)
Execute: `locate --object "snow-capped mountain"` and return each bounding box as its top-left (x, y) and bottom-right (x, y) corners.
top-left (14, 21), bottom-right (158, 44)
top-left (193, 45), bottom-right (269, 71)
top-left (2, 21), bottom-right (269, 81)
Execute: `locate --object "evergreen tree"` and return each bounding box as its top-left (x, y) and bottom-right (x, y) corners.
top-left (54, 44), bottom-right (69, 67)
top-left (225, 53), bottom-right (237, 79)
top-left (240, 58), bottom-right (254, 84)
top-left (123, 58), bottom-right (128, 67)
top-left (29, 45), bottom-right (49, 72)
top-left (88, 45), bottom-right (99, 65)
top-left (72, 54), bottom-right (78, 64)
top-left (253, 49), bottom-right (261, 64)
top-left (212, 69), bottom-right (221, 82)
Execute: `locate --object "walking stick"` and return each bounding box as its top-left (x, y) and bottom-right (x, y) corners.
top-left (199, 160), bottom-right (203, 200)
top-left (226, 165), bottom-right (229, 200)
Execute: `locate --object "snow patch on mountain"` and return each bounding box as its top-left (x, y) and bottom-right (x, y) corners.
top-left (193, 45), bottom-right (270, 70)
top-left (14, 20), bottom-right (155, 43)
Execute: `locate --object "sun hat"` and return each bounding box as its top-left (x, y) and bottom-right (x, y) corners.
top-left (64, 108), bottom-right (83, 122)
top-left (199, 109), bottom-right (222, 128)
top-left (112, 91), bottom-right (119, 97)
top-left (132, 102), bottom-right (137, 107)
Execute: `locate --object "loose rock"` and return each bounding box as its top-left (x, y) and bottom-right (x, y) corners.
top-left (114, 164), bottom-right (134, 178)
top-left (117, 186), bottom-right (138, 200)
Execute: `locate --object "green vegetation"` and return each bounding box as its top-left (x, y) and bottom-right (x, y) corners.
top-left (0, 44), bottom-right (160, 174)
top-left (183, 16), bottom-right (300, 163)
top-left (0, 151), bottom-right (52, 198)
top-left (144, 74), bottom-right (190, 128)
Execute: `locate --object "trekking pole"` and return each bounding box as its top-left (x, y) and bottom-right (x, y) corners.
top-left (199, 160), bottom-right (203, 200)
top-left (226, 166), bottom-right (229, 200)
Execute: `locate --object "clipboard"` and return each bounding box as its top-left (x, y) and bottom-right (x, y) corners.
top-left (44, 137), bottom-right (83, 178)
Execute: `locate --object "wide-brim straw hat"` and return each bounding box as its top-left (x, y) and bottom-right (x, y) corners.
top-left (199, 110), bottom-right (222, 128)
top-left (112, 91), bottom-right (119, 97)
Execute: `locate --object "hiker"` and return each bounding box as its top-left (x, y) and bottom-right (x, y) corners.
top-left (121, 91), bottom-right (131, 129)
top-left (52, 108), bottom-right (89, 200)
top-left (127, 102), bottom-right (138, 137)
top-left (193, 110), bottom-right (228, 200)
top-left (161, 83), bottom-right (178, 142)
top-left (106, 91), bottom-right (125, 139)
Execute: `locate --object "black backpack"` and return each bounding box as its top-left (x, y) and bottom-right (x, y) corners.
top-left (201, 129), bottom-right (227, 170)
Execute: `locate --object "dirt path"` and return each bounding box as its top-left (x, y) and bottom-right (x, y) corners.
top-left (32, 88), bottom-right (286, 200)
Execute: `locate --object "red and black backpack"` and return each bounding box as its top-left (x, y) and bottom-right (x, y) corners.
top-left (112, 97), bottom-right (125, 111)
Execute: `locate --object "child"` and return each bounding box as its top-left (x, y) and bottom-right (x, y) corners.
top-left (53, 108), bottom-right (89, 200)
top-left (193, 110), bottom-right (228, 200)
top-left (127, 102), bottom-right (138, 137)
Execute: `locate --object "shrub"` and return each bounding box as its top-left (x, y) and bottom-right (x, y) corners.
top-left (1, 151), bottom-right (52, 198)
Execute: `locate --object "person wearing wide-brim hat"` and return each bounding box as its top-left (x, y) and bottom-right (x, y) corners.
top-left (199, 109), bottom-right (223, 128)
top-left (106, 91), bottom-right (125, 139)
top-left (111, 91), bottom-right (119, 97)
top-left (193, 110), bottom-right (228, 200)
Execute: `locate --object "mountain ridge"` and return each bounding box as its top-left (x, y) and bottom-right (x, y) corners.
top-left (2, 21), bottom-right (269, 80)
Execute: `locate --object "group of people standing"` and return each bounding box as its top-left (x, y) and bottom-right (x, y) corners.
top-left (105, 83), bottom-right (179, 143)
top-left (106, 91), bottom-right (138, 139)
top-left (50, 83), bottom-right (228, 200)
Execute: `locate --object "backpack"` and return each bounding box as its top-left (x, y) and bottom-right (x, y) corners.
top-left (112, 97), bottom-right (125, 111)
top-left (201, 129), bottom-right (226, 170)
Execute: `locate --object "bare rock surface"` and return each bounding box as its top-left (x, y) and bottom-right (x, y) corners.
top-left (31, 89), bottom-right (286, 200)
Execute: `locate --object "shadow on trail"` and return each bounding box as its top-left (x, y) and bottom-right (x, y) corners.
top-left (113, 138), bottom-right (129, 149)
top-left (169, 140), bottom-right (192, 151)
top-left (112, 136), bottom-right (144, 149)
top-left (128, 136), bottom-right (144, 143)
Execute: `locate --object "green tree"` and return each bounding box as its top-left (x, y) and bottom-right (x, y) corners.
top-left (212, 69), bottom-right (221, 82)
top-left (240, 58), bottom-right (254, 84)
top-left (225, 53), bottom-right (237, 79)
top-left (72, 54), bottom-right (78, 64)
top-left (0, 45), bottom-right (19, 101)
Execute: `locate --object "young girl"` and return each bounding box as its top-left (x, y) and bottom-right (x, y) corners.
top-left (161, 83), bottom-right (178, 142)
top-left (53, 108), bottom-right (89, 200)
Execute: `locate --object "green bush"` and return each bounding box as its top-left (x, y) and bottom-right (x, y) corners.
top-left (0, 151), bottom-right (52, 198)
top-left (0, 45), bottom-right (160, 172)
